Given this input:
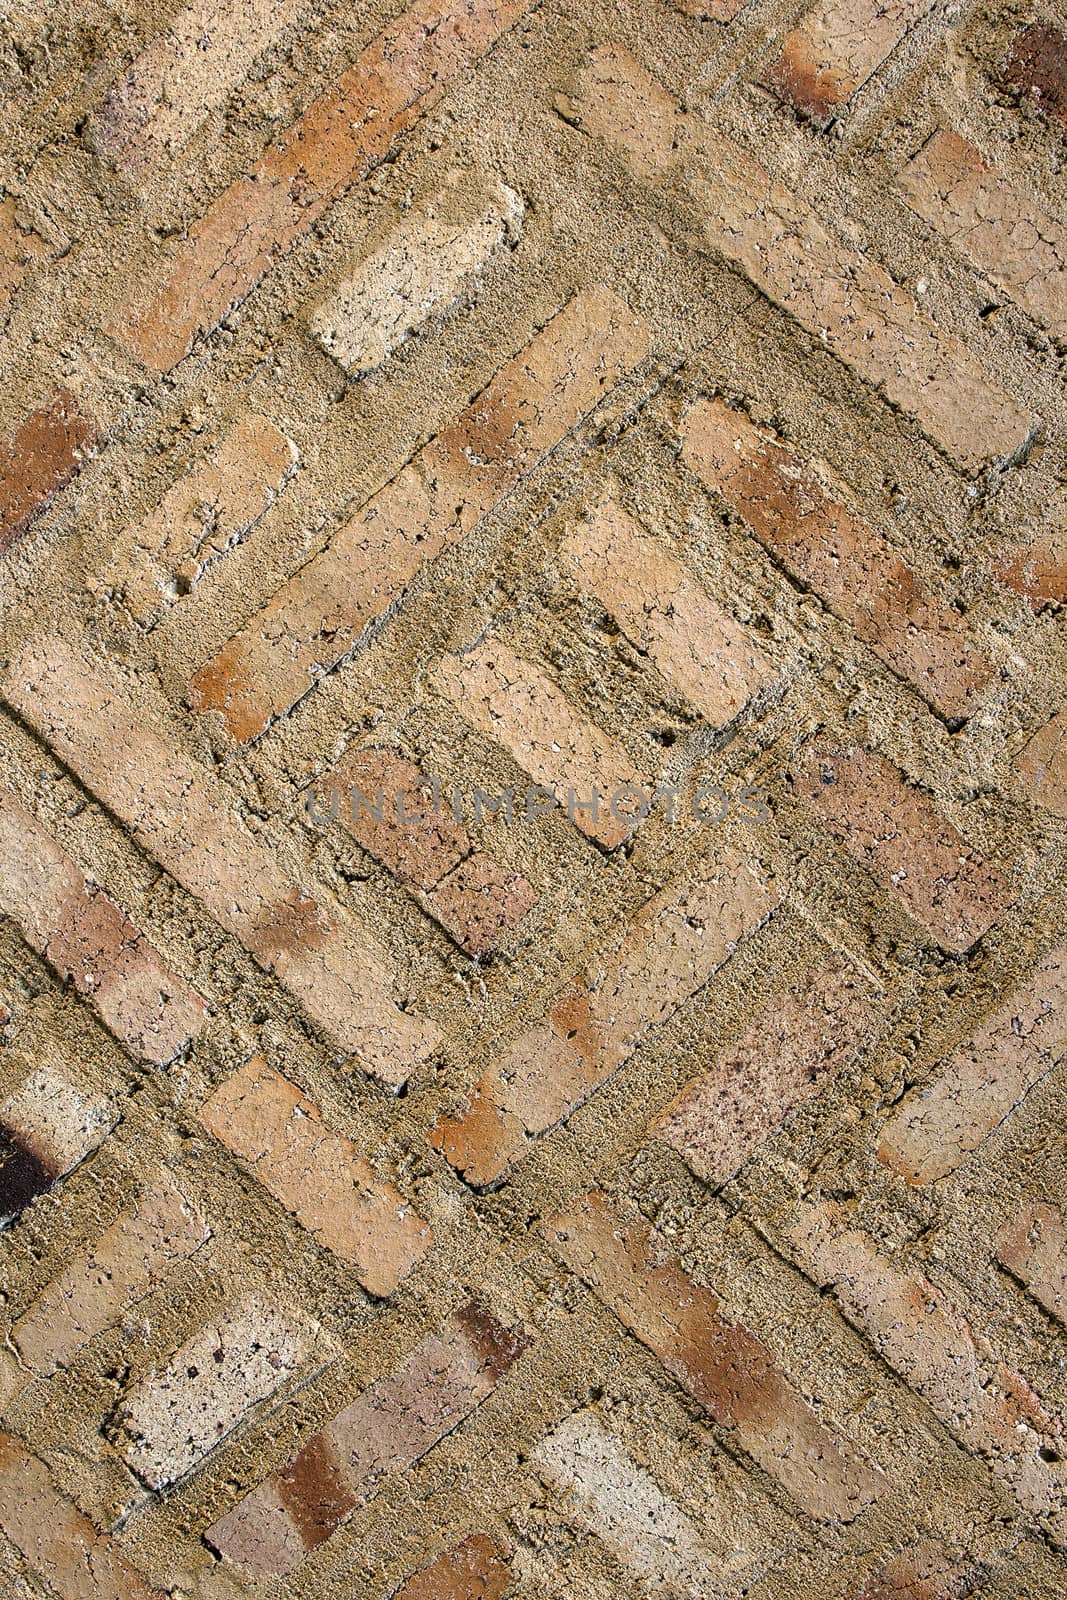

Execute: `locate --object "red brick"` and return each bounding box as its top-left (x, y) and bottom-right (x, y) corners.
top-left (681, 398), bottom-right (993, 720)
top-left (878, 948), bottom-right (1066, 1184)
top-left (190, 288), bottom-right (649, 742)
top-left (791, 743), bottom-right (1007, 953)
top-left (0, 786), bottom-right (208, 1065)
top-left (199, 1055), bottom-right (432, 1296)
top-left (430, 851), bottom-right (778, 1184)
top-left (0, 1066), bottom-right (116, 1224)
top-left (1001, 22), bottom-right (1067, 129)
top-left (997, 520), bottom-right (1067, 612)
top-left (115, 0), bottom-right (534, 370)
top-left (545, 1191), bottom-right (885, 1520)
top-left (997, 1202), bottom-right (1067, 1327)
top-left (205, 1300), bottom-right (529, 1576)
top-left (1016, 709), bottom-right (1067, 817)
top-left (394, 1534), bottom-right (512, 1600)
top-left (0, 390), bottom-right (98, 556)
top-left (763, 0), bottom-right (931, 119)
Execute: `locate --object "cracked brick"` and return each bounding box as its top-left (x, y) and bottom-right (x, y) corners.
top-left (763, 0), bottom-right (932, 120)
top-left (997, 1202), bottom-right (1067, 1327)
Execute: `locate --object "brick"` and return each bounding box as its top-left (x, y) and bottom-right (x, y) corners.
top-left (190, 288), bottom-right (649, 741)
top-left (0, 389), bottom-right (99, 556)
top-left (996, 1202), bottom-right (1067, 1327)
top-left (898, 129), bottom-right (1067, 336)
top-left (205, 1300), bottom-right (529, 1576)
top-left (3, 635), bottom-right (439, 1084)
top-left (331, 748), bottom-right (538, 956)
top-left (574, 46), bottom-right (1032, 469)
top-left (88, 0), bottom-right (299, 177)
top-left (0, 1432), bottom-right (162, 1599)
top-left (545, 1191), bottom-right (884, 1520)
top-left (0, 1067), bottom-right (116, 1225)
top-left (763, 0), bottom-right (931, 119)
top-left (100, 414), bottom-right (299, 626)
top-left (11, 1179), bottom-right (210, 1375)
top-left (997, 520), bottom-right (1067, 611)
top-left (198, 1055), bottom-right (432, 1296)
top-left (430, 851), bottom-right (778, 1184)
top-left (115, 0), bottom-right (535, 370)
top-left (675, 0), bottom-right (747, 16)
top-left (1000, 22), bottom-right (1067, 129)
top-left (0, 787), bottom-right (208, 1065)
top-left (394, 1534), bottom-right (512, 1600)
top-left (311, 171), bottom-right (524, 376)
top-left (559, 498), bottom-right (775, 729)
top-left (878, 949), bottom-right (1066, 1184)
top-left (0, 195), bottom-right (49, 313)
top-left (1016, 709), bottom-right (1067, 817)
top-left (681, 398), bottom-right (993, 720)
top-left (851, 1543), bottom-right (979, 1600)
top-left (790, 743), bottom-right (1007, 953)
top-left (653, 952), bottom-right (877, 1187)
top-left (117, 1295), bottom-right (311, 1490)
top-left (790, 1201), bottom-right (1067, 1539)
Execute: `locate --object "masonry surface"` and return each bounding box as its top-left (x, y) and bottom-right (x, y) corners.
top-left (0, 1), bottom-right (1064, 1597)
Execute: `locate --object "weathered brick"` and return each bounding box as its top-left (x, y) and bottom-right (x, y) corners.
top-left (998, 519), bottom-right (1067, 612)
top-left (851, 1543), bottom-right (979, 1600)
top-left (574, 45), bottom-right (1032, 469)
top-left (674, 0), bottom-right (746, 19)
top-left (115, 0), bottom-right (535, 370)
top-left (559, 498), bottom-right (775, 729)
top-left (311, 171), bottom-right (523, 376)
top-left (1001, 22), bottom-right (1067, 129)
top-left (0, 1067), bottom-right (115, 1225)
top-left (1016, 708), bottom-right (1067, 817)
top-left (0, 195), bottom-right (49, 313)
top-left (0, 1432), bottom-right (162, 1599)
top-left (653, 952), bottom-right (877, 1187)
top-left (763, 0), bottom-right (930, 119)
top-left (790, 1201), bottom-right (1067, 1540)
top-left (878, 949), bottom-right (1066, 1185)
top-left (205, 1300), bottom-right (529, 1576)
top-left (898, 129), bottom-right (1067, 336)
top-left (394, 1534), bottom-right (512, 1600)
top-left (117, 1295), bottom-right (312, 1490)
top-left (790, 743), bottom-right (1007, 953)
top-left (100, 414), bottom-right (298, 625)
top-left (0, 390), bottom-right (99, 556)
top-left (199, 1055), bottom-right (432, 1296)
top-left (88, 0), bottom-right (299, 177)
top-left (11, 1180), bottom-right (210, 1375)
top-left (997, 1202), bottom-right (1067, 1327)
top-left (681, 398), bottom-right (993, 720)
top-left (430, 851), bottom-right (778, 1184)
top-left (190, 289), bottom-right (649, 741)
top-left (546, 1192), bottom-right (884, 1520)
top-left (0, 787), bottom-right (208, 1065)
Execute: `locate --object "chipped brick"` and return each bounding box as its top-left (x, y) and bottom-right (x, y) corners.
top-left (1001, 22), bottom-right (1067, 128)
top-left (0, 390), bottom-right (98, 556)
top-left (997, 1202), bottom-right (1067, 1326)
top-left (998, 520), bottom-right (1067, 612)
top-left (0, 1067), bottom-right (115, 1225)
top-left (1016, 708), bottom-right (1067, 817)
top-left (395, 1534), bottom-right (512, 1600)
top-left (763, 0), bottom-right (931, 119)
top-left (0, 195), bottom-right (49, 314)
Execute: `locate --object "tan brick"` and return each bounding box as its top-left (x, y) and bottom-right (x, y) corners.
top-left (1001, 22), bottom-right (1067, 129)
top-left (763, 0), bottom-right (931, 119)
top-left (312, 170), bottom-right (523, 376)
top-left (0, 1066), bottom-right (116, 1225)
top-left (997, 519), bottom-right (1067, 612)
top-left (0, 1432), bottom-right (162, 1599)
top-left (430, 851), bottom-right (778, 1184)
top-left (653, 952), bottom-right (877, 1187)
top-left (878, 949), bottom-right (1066, 1184)
top-left (199, 1055), bottom-right (432, 1296)
top-left (997, 1202), bottom-right (1067, 1327)
top-left (1016, 709), bottom-right (1067, 817)
top-left (898, 130), bottom-right (1067, 336)
top-left (546, 1192), bottom-right (885, 1520)
top-left (790, 1201), bottom-right (1067, 1540)
top-left (791, 743), bottom-right (1007, 953)
top-left (205, 1300), bottom-right (530, 1576)
top-left (88, 0), bottom-right (299, 177)
top-left (190, 289), bottom-right (649, 741)
top-left (681, 398), bottom-right (993, 720)
top-left (101, 415), bottom-right (298, 625)
top-left (559, 499), bottom-right (775, 729)
top-left (115, 0), bottom-right (535, 370)
top-left (575, 46), bottom-right (1032, 469)
top-left (0, 195), bottom-right (49, 313)
top-left (0, 390), bottom-right (99, 556)
top-left (851, 1543), bottom-right (979, 1600)
top-left (395, 1534), bottom-right (512, 1600)
top-left (0, 787), bottom-right (208, 1065)
top-left (3, 635), bottom-right (439, 1084)
top-left (12, 1180), bottom-right (210, 1375)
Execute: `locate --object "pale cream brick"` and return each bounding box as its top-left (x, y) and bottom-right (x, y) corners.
top-left (0, 1066), bottom-right (116, 1224)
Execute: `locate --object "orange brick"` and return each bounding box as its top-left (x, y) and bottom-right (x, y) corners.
top-left (545, 1191), bottom-right (885, 1520)
top-left (763, 0), bottom-right (931, 119)
top-left (3, 635), bottom-right (439, 1084)
top-left (997, 1203), bottom-right (1067, 1327)
top-left (395, 1535), bottom-right (512, 1600)
top-left (681, 398), bottom-right (994, 720)
top-left (0, 787), bottom-right (208, 1065)
top-left (1001, 22), bottom-right (1067, 129)
top-left (791, 743), bottom-right (1007, 953)
top-left (1016, 708), bottom-right (1067, 817)
top-left (0, 1067), bottom-right (116, 1225)
top-left (190, 289), bottom-right (649, 741)
top-left (997, 518), bottom-right (1067, 612)
top-left (199, 1056), bottom-right (432, 1296)
top-left (116, 0), bottom-right (534, 370)
top-left (0, 195), bottom-right (49, 313)
top-left (205, 1300), bottom-right (530, 1576)
top-left (878, 948), bottom-right (1066, 1185)
top-left (430, 851), bottom-right (778, 1184)
top-left (0, 390), bottom-right (98, 556)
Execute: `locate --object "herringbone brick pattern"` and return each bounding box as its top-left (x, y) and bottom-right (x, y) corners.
top-left (0, 1), bottom-right (1064, 1596)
